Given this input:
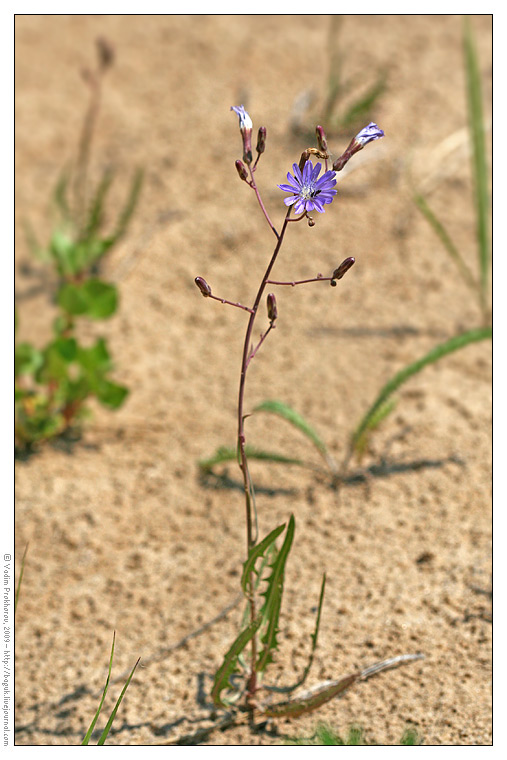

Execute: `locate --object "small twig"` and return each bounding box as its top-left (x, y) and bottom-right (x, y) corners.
top-left (266, 275), bottom-right (333, 287)
top-left (208, 293), bottom-right (254, 314)
top-left (246, 323), bottom-right (275, 367)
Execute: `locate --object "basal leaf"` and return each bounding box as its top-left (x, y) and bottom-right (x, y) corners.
top-left (254, 400), bottom-right (328, 458)
top-left (256, 514), bottom-right (295, 672)
top-left (351, 327), bottom-right (492, 453)
top-left (241, 523), bottom-right (286, 595)
top-left (198, 445), bottom-right (304, 473)
top-left (211, 613), bottom-right (263, 708)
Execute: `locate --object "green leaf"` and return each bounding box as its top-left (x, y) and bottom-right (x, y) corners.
top-left (15, 343), bottom-right (44, 377)
top-left (81, 633), bottom-right (117, 745)
top-left (14, 544), bottom-right (29, 615)
top-left (414, 191), bottom-right (477, 292)
top-left (37, 338), bottom-right (77, 383)
top-left (198, 445), bottom-right (304, 472)
top-left (58, 279), bottom-right (118, 319)
top-left (81, 633), bottom-right (140, 746)
top-left (82, 169), bottom-right (114, 242)
top-left (464, 16), bottom-right (491, 312)
top-left (82, 280), bottom-right (118, 318)
top-left (211, 613), bottom-right (264, 708)
top-left (256, 514), bottom-right (295, 672)
top-left (241, 523), bottom-right (287, 595)
top-left (57, 282), bottom-right (89, 316)
top-left (95, 380), bottom-right (129, 409)
top-left (77, 338), bottom-right (111, 374)
top-left (340, 73), bottom-right (387, 129)
top-left (111, 168), bottom-right (143, 244)
top-left (49, 229), bottom-right (77, 277)
top-left (254, 400), bottom-right (328, 457)
top-left (352, 326), bottom-right (492, 452)
top-left (96, 657), bottom-right (140, 745)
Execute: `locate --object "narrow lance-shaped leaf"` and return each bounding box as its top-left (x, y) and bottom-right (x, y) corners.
top-left (211, 613), bottom-right (263, 708)
top-left (241, 523), bottom-right (286, 595)
top-left (82, 168), bottom-right (114, 243)
top-left (254, 400), bottom-right (337, 474)
top-left (464, 16), bottom-right (491, 312)
top-left (256, 514), bottom-right (295, 672)
top-left (14, 544), bottom-right (29, 615)
top-left (414, 191), bottom-right (477, 292)
top-left (81, 632), bottom-right (117, 745)
top-left (198, 444), bottom-right (304, 473)
top-left (96, 657), bottom-right (141, 745)
top-left (351, 326), bottom-right (492, 453)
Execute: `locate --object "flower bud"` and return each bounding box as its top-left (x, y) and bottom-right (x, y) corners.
top-left (333, 122), bottom-right (384, 171)
top-left (235, 159), bottom-right (249, 182)
top-left (231, 105), bottom-right (253, 164)
top-left (195, 276), bottom-right (212, 297)
top-left (332, 257), bottom-right (355, 281)
top-left (96, 36), bottom-right (115, 70)
top-left (307, 216), bottom-right (316, 227)
top-left (256, 126), bottom-right (267, 154)
top-left (315, 125), bottom-right (328, 153)
top-left (267, 293), bottom-right (277, 322)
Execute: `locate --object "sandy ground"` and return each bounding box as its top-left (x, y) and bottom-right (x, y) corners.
top-left (14, 14), bottom-right (491, 745)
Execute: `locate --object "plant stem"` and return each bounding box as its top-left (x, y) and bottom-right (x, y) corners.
top-left (237, 208), bottom-right (291, 702)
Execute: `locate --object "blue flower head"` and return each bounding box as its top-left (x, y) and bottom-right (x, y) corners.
top-left (278, 160), bottom-right (337, 214)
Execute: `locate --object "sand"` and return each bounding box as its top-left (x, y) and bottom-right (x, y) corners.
top-left (15, 14), bottom-right (491, 745)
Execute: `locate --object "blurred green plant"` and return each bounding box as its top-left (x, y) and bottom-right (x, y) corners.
top-left (81, 632), bottom-right (140, 746)
top-left (291, 16), bottom-right (387, 140)
top-left (16, 38), bottom-right (141, 452)
top-left (414, 16), bottom-right (490, 322)
top-left (14, 544), bottom-right (29, 615)
top-left (286, 722), bottom-right (421, 745)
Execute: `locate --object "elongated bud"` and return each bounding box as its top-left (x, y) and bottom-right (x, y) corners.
top-left (235, 159), bottom-right (249, 182)
top-left (316, 125), bottom-right (328, 153)
top-left (231, 105), bottom-right (253, 164)
top-left (333, 122), bottom-right (384, 171)
top-left (256, 126), bottom-right (267, 154)
top-left (195, 276), bottom-right (212, 297)
top-left (96, 36), bottom-right (115, 70)
top-left (267, 293), bottom-right (278, 322)
top-left (331, 257), bottom-right (355, 282)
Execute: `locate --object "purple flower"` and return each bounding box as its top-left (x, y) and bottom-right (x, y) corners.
top-left (278, 160), bottom-right (337, 214)
top-left (354, 122), bottom-right (385, 146)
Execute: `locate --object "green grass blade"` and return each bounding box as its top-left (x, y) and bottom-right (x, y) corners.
top-left (352, 326), bottom-right (492, 452)
top-left (340, 73), bottom-right (386, 130)
top-left (298, 573), bottom-right (326, 688)
top-left (254, 400), bottom-right (329, 459)
top-left (463, 16), bottom-right (491, 311)
top-left (198, 444), bottom-right (304, 472)
top-left (414, 191), bottom-right (477, 292)
top-left (275, 573), bottom-right (327, 695)
top-left (110, 168), bottom-right (144, 245)
top-left (14, 544), bottom-right (29, 615)
top-left (96, 656), bottom-right (141, 745)
top-left (256, 515), bottom-right (295, 672)
top-left (241, 523), bottom-right (286, 595)
top-left (82, 168), bottom-right (114, 243)
top-left (211, 613), bottom-right (263, 708)
top-left (81, 632), bottom-right (116, 745)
